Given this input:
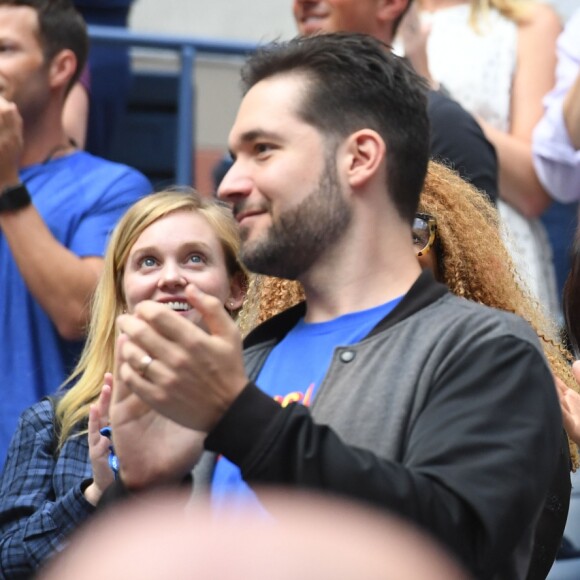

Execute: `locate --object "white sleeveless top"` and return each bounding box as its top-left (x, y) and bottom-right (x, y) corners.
top-left (425, 4), bottom-right (559, 318)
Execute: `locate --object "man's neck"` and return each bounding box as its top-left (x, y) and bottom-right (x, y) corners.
top-left (19, 96), bottom-right (73, 167)
top-left (20, 125), bottom-right (74, 168)
top-left (299, 220), bottom-right (422, 324)
top-left (301, 262), bottom-right (421, 324)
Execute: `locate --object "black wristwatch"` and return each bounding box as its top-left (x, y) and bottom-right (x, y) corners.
top-left (0, 183), bottom-right (31, 213)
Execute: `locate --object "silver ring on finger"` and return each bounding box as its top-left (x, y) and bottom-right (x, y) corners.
top-left (138, 354), bottom-right (153, 378)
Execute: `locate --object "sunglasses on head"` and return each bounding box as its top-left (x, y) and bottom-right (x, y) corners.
top-left (413, 213), bottom-right (437, 257)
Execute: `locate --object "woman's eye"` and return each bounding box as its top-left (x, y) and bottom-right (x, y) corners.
top-left (189, 254), bottom-right (204, 264)
top-left (140, 256), bottom-right (157, 268)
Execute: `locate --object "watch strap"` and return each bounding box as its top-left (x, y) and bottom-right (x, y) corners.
top-left (0, 183), bottom-right (31, 213)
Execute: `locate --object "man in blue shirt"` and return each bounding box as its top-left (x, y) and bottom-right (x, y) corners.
top-left (0, 0), bottom-right (150, 466)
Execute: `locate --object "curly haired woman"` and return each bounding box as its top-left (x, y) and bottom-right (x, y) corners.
top-left (399, 0), bottom-right (564, 319)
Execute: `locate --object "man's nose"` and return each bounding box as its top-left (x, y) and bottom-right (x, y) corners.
top-left (217, 160), bottom-right (254, 204)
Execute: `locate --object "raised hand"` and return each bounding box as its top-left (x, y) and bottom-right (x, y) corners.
top-left (116, 283), bottom-right (249, 432)
top-left (556, 361), bottom-right (580, 447)
top-left (83, 373), bottom-right (114, 506)
top-left (0, 96), bottom-right (23, 187)
top-left (110, 332), bottom-right (206, 490)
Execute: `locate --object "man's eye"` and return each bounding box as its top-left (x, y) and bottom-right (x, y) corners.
top-left (255, 143), bottom-right (273, 155)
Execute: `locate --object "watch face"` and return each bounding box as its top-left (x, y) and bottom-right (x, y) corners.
top-left (0, 184), bottom-right (31, 212)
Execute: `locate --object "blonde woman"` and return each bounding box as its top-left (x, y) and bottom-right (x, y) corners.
top-left (0, 189), bottom-right (246, 578)
top-left (400, 0), bottom-right (562, 319)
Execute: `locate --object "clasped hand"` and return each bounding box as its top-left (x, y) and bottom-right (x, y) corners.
top-left (110, 284), bottom-right (249, 488)
top-left (0, 96), bottom-right (23, 187)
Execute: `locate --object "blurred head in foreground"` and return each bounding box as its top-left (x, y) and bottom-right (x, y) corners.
top-left (40, 490), bottom-right (470, 580)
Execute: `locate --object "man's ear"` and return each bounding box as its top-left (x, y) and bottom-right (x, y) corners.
top-left (377, 0), bottom-right (411, 32)
top-left (48, 49), bottom-right (77, 92)
top-left (342, 129), bottom-right (386, 189)
top-left (377, 0), bottom-right (410, 20)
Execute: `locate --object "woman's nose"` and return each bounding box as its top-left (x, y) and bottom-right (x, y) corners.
top-left (157, 263), bottom-right (187, 289)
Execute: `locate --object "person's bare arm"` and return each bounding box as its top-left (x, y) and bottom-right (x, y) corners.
top-left (479, 4), bottom-right (561, 218)
top-left (0, 207), bottom-right (103, 340)
top-left (563, 71), bottom-right (580, 150)
top-left (62, 81), bottom-right (89, 149)
top-left (0, 98), bottom-right (101, 340)
top-left (398, 3), bottom-right (436, 88)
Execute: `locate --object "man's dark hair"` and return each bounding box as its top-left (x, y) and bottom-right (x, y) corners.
top-left (0, 0), bottom-right (88, 91)
top-left (241, 32), bottom-right (430, 223)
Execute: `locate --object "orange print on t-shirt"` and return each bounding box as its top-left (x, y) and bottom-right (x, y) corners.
top-left (274, 383), bottom-right (315, 408)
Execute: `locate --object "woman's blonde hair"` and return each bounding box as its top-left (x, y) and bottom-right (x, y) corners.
top-left (467, 0), bottom-right (534, 26)
top-left (56, 188), bottom-right (247, 447)
top-left (239, 161), bottom-right (579, 466)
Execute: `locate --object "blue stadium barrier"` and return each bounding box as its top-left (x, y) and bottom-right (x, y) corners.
top-left (88, 25), bottom-right (256, 186)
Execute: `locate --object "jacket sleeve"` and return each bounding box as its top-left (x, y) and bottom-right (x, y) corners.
top-left (0, 401), bottom-right (95, 578)
top-left (205, 335), bottom-right (562, 578)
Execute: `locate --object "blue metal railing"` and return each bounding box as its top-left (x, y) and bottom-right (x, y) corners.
top-left (88, 25), bottom-right (256, 186)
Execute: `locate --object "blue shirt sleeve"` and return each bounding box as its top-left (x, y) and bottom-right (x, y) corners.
top-left (70, 168), bottom-right (151, 258)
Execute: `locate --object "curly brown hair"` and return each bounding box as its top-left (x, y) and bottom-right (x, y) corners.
top-left (238, 160), bottom-right (578, 467)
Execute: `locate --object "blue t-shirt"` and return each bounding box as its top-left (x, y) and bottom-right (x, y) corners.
top-left (211, 295), bottom-right (403, 512)
top-left (0, 151), bottom-right (150, 466)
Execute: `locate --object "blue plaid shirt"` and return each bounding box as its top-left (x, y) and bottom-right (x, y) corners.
top-left (0, 398), bottom-right (95, 578)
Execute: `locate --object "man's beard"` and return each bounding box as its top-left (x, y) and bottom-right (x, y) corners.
top-left (239, 156), bottom-right (352, 280)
